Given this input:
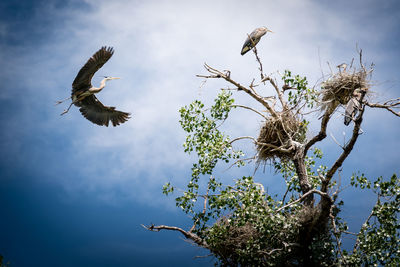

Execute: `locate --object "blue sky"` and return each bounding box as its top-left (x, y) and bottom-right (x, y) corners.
top-left (0, 0), bottom-right (399, 266)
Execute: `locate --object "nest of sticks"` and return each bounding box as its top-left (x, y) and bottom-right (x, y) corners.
top-left (211, 219), bottom-right (260, 257)
top-left (256, 110), bottom-right (305, 162)
top-left (319, 64), bottom-right (371, 113)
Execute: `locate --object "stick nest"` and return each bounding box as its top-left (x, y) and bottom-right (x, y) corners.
top-left (211, 219), bottom-right (259, 257)
top-left (319, 66), bottom-right (371, 112)
top-left (256, 110), bottom-right (305, 162)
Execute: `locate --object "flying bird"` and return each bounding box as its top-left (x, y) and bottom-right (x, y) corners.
top-left (344, 91), bottom-right (362, 126)
top-left (56, 46), bottom-right (130, 127)
top-left (241, 27), bottom-right (273, 55)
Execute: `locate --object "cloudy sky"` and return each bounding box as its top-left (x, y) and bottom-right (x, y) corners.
top-left (0, 0), bottom-right (399, 266)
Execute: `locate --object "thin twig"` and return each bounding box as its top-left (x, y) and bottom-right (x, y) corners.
top-left (225, 156), bottom-right (257, 171)
top-left (276, 189), bottom-right (331, 212)
top-left (231, 104), bottom-right (268, 119)
top-left (329, 132), bottom-right (345, 150)
top-left (248, 34), bottom-right (264, 80)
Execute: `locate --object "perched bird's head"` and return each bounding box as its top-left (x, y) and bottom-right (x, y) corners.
top-left (260, 26), bottom-right (274, 34)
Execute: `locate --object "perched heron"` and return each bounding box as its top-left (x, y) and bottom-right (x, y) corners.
top-left (241, 26), bottom-right (273, 55)
top-left (344, 91), bottom-right (362, 126)
top-left (337, 63), bottom-right (348, 73)
top-left (56, 46), bottom-right (130, 127)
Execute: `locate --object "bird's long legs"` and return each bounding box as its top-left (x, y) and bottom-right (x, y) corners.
top-left (60, 102), bottom-right (74, 115)
top-left (55, 96), bottom-right (71, 105)
top-left (59, 94), bottom-right (87, 115)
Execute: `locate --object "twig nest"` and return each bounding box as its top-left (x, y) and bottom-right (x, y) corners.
top-left (320, 66), bottom-right (371, 112)
top-left (256, 110), bottom-right (306, 162)
top-left (211, 218), bottom-right (259, 257)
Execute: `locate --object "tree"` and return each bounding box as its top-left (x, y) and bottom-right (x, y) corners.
top-left (143, 48), bottom-right (400, 266)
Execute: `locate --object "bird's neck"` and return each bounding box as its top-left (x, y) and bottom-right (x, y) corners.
top-left (89, 79), bottom-right (107, 93)
top-left (99, 79), bottom-right (107, 89)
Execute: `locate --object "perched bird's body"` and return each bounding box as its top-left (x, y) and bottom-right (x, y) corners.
top-left (57, 46), bottom-right (130, 127)
top-left (241, 27), bottom-right (273, 55)
top-left (344, 91), bottom-right (362, 126)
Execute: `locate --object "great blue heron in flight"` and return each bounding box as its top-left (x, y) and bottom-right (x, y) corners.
top-left (241, 27), bottom-right (273, 55)
top-left (344, 91), bottom-right (362, 126)
top-left (56, 46), bottom-right (130, 127)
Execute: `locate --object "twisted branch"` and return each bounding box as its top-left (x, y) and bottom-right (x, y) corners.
top-left (142, 224), bottom-right (208, 248)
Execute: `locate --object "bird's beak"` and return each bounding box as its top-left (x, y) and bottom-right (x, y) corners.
top-left (268, 29), bottom-right (274, 33)
top-left (111, 77), bottom-right (120, 80)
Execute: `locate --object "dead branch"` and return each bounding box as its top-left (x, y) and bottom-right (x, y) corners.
top-left (229, 136), bottom-right (258, 145)
top-left (198, 63), bottom-right (277, 117)
top-left (365, 99), bottom-right (400, 117)
top-left (142, 224), bottom-right (208, 248)
top-left (231, 104), bottom-right (268, 119)
top-left (264, 76), bottom-right (287, 110)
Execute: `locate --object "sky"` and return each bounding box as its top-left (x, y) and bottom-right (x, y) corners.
top-left (0, 0), bottom-right (399, 266)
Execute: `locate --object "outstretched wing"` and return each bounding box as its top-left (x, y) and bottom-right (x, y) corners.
top-left (78, 95), bottom-right (130, 127)
top-left (72, 46), bottom-right (114, 93)
top-left (241, 30), bottom-right (261, 55)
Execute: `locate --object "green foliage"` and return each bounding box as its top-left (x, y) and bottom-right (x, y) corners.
top-left (282, 70), bottom-right (318, 108)
top-left (169, 91), bottom-right (243, 215)
top-left (342, 174), bottom-right (400, 266)
top-left (204, 176), bottom-right (303, 266)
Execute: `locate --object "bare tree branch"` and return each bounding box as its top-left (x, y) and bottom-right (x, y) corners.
top-left (190, 185), bottom-right (210, 233)
top-left (142, 224), bottom-right (208, 248)
top-left (198, 63), bottom-right (278, 117)
top-left (365, 99), bottom-right (400, 117)
top-left (231, 104), bottom-right (268, 119)
top-left (262, 76), bottom-right (287, 108)
top-left (276, 189), bottom-right (332, 212)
